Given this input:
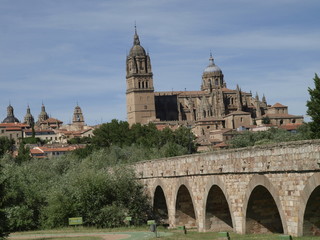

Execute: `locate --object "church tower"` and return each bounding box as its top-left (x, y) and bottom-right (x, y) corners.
top-left (126, 27), bottom-right (156, 125)
top-left (72, 105), bottom-right (85, 127)
top-left (24, 105), bottom-right (34, 126)
top-left (37, 103), bottom-right (49, 124)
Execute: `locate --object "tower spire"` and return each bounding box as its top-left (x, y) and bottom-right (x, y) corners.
top-left (133, 24), bottom-right (140, 46)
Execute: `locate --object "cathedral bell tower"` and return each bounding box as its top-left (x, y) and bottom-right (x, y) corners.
top-left (126, 27), bottom-right (156, 125)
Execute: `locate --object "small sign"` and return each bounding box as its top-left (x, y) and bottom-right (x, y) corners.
top-left (125, 217), bottom-right (132, 221)
top-left (69, 217), bottom-right (83, 225)
top-left (147, 220), bottom-right (155, 225)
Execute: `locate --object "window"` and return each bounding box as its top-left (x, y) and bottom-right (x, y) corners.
top-left (144, 105), bottom-right (147, 109)
top-left (215, 79), bottom-right (219, 86)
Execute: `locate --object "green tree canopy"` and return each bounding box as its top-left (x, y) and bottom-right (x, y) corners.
top-left (0, 137), bottom-right (14, 157)
top-left (228, 127), bottom-right (310, 148)
top-left (0, 163), bottom-right (10, 239)
top-left (306, 73), bottom-right (320, 139)
top-left (89, 119), bottom-right (196, 156)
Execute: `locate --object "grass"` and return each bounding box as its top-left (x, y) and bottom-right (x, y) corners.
top-left (35, 238), bottom-right (101, 240)
top-left (151, 230), bottom-right (320, 239)
top-left (9, 227), bottom-right (320, 240)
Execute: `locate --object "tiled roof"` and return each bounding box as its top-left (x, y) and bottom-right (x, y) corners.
top-left (271, 102), bottom-right (287, 108)
top-left (5, 127), bottom-right (22, 131)
top-left (279, 123), bottom-right (303, 131)
top-left (0, 123), bottom-right (29, 128)
top-left (214, 142), bottom-right (228, 148)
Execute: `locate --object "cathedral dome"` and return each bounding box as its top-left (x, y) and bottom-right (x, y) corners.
top-left (128, 27), bottom-right (147, 57)
top-left (203, 54), bottom-right (222, 75)
top-left (2, 104), bottom-right (19, 123)
top-left (2, 116), bottom-right (20, 123)
top-left (129, 44), bottom-right (146, 57)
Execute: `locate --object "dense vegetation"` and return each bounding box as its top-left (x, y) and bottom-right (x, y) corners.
top-left (228, 125), bottom-right (311, 148)
top-left (1, 150), bottom-right (153, 232)
top-left (0, 120), bottom-right (196, 236)
top-left (75, 120), bottom-right (196, 158)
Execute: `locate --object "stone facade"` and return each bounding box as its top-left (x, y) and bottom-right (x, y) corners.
top-left (133, 139), bottom-right (320, 236)
top-left (126, 30), bottom-right (304, 139)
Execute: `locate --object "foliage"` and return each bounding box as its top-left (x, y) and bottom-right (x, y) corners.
top-left (1, 147), bottom-right (152, 231)
top-left (228, 127), bottom-right (311, 148)
top-left (92, 120), bottom-right (131, 148)
top-left (91, 119), bottom-right (196, 156)
top-left (67, 137), bottom-right (92, 145)
top-left (261, 116), bottom-right (270, 124)
top-left (306, 73), bottom-right (320, 139)
top-left (22, 137), bottom-right (45, 145)
top-left (0, 119), bottom-right (197, 232)
top-left (0, 163), bottom-right (10, 239)
top-left (14, 143), bottom-right (31, 165)
top-left (0, 137), bottom-right (15, 157)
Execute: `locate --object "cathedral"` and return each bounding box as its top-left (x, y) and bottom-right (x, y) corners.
top-left (126, 28), bottom-right (304, 144)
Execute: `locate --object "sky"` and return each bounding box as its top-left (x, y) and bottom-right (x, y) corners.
top-left (0, 0), bottom-right (319, 125)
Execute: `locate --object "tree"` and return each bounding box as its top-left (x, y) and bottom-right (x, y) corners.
top-left (262, 116), bottom-right (270, 124)
top-left (306, 73), bottom-right (320, 139)
top-left (0, 137), bottom-right (14, 157)
top-left (15, 143), bottom-right (32, 165)
top-left (92, 119), bottom-right (130, 148)
top-left (0, 164), bottom-right (10, 239)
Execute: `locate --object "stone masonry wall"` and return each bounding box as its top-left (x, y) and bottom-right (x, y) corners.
top-left (133, 140), bottom-right (320, 236)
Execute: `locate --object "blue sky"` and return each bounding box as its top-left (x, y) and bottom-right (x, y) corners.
top-left (0, 0), bottom-right (319, 125)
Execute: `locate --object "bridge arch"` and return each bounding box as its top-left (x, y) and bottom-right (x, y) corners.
top-left (150, 180), bottom-right (169, 225)
top-left (203, 176), bottom-right (234, 232)
top-left (298, 172), bottom-right (320, 236)
top-left (173, 179), bottom-right (198, 228)
top-left (243, 175), bottom-right (287, 234)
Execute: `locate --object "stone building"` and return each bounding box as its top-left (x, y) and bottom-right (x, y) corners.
top-left (126, 29), bottom-right (303, 139)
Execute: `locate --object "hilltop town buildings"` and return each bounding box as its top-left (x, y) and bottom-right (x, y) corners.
top-left (0, 28), bottom-right (304, 153)
top-left (0, 104), bottom-right (93, 157)
top-left (126, 29), bottom-right (303, 148)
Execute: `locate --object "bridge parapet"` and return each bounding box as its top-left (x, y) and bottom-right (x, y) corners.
top-left (134, 140), bottom-right (320, 179)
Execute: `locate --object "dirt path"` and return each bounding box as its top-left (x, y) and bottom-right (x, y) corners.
top-left (9, 233), bottom-right (130, 240)
top-left (9, 231), bottom-right (171, 240)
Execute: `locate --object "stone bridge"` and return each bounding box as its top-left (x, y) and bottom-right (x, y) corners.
top-left (134, 140), bottom-right (320, 236)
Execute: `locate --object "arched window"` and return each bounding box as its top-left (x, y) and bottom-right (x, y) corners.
top-left (138, 82), bottom-right (141, 89)
top-left (146, 81), bottom-right (149, 88)
top-left (215, 79), bottom-right (219, 86)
